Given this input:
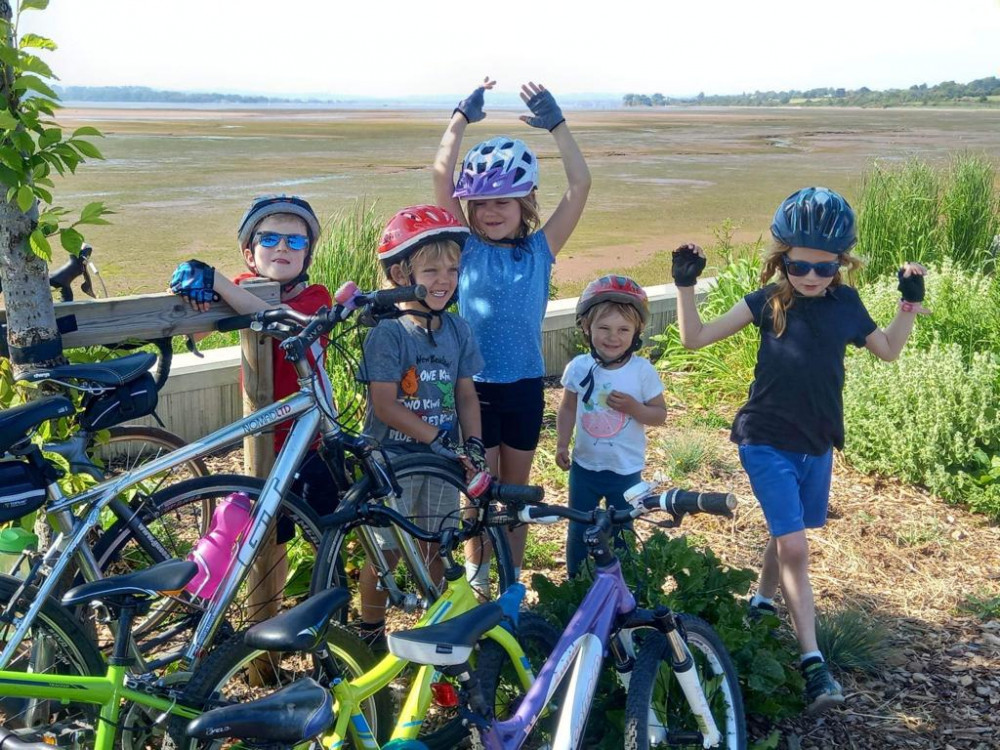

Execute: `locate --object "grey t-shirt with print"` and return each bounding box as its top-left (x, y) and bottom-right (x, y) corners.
top-left (357, 313), bottom-right (484, 453)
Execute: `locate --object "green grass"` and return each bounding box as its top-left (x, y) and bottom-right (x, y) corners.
top-left (816, 608), bottom-right (896, 675)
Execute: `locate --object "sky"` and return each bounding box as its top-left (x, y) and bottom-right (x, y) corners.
top-left (18, 0), bottom-right (1000, 99)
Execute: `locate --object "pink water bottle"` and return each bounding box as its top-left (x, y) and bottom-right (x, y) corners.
top-left (185, 492), bottom-right (253, 601)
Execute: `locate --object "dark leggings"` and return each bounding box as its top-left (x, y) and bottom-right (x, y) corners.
top-left (566, 462), bottom-right (640, 577)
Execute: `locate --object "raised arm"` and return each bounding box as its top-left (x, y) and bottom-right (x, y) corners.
top-left (520, 82), bottom-right (591, 256)
top-left (433, 77), bottom-right (495, 225)
top-left (672, 243), bottom-right (753, 349)
top-left (864, 263), bottom-right (929, 361)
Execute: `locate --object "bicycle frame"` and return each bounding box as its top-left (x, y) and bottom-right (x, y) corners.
top-left (0, 665), bottom-right (201, 749)
top-left (318, 577), bottom-right (535, 749)
top-left (0, 380), bottom-right (326, 671)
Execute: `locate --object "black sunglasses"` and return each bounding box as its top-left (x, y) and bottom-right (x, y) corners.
top-left (782, 256), bottom-right (840, 278)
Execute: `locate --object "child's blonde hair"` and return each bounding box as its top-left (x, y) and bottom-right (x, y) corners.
top-left (386, 239), bottom-right (461, 286)
top-left (467, 194), bottom-right (541, 240)
top-left (579, 300), bottom-right (643, 336)
top-left (761, 240), bottom-right (863, 337)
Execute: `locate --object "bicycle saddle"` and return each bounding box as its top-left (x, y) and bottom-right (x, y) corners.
top-left (15, 352), bottom-right (156, 387)
top-left (186, 677), bottom-right (333, 744)
top-left (61, 559), bottom-right (197, 608)
top-left (0, 396), bottom-right (74, 454)
top-left (244, 586), bottom-right (350, 653)
top-left (388, 601), bottom-right (504, 667)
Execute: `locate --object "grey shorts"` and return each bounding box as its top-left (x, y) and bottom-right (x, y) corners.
top-left (371, 473), bottom-right (461, 551)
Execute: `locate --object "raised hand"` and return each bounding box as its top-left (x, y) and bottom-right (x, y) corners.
top-left (671, 243), bottom-right (707, 288)
top-left (897, 262), bottom-right (931, 314)
top-left (519, 82), bottom-right (565, 132)
top-left (454, 76), bottom-right (496, 124)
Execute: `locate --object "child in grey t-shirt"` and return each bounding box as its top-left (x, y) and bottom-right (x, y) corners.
top-left (355, 205), bottom-right (485, 649)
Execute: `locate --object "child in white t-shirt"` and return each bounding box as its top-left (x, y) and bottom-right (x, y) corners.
top-left (556, 275), bottom-right (667, 576)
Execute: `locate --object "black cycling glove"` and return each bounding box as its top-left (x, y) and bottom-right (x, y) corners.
top-left (671, 245), bottom-right (706, 288)
top-left (897, 268), bottom-right (925, 302)
top-left (462, 436), bottom-right (488, 473)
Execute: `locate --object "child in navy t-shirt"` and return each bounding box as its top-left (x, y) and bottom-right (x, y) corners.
top-left (671, 187), bottom-right (928, 715)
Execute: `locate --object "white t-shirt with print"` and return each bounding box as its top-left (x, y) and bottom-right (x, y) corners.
top-left (561, 354), bottom-right (664, 475)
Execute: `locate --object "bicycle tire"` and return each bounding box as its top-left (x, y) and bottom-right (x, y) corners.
top-left (0, 574), bottom-right (105, 741)
top-left (459, 612), bottom-right (563, 749)
top-left (624, 616), bottom-right (746, 750)
top-left (311, 453), bottom-right (515, 600)
top-left (167, 621), bottom-right (392, 749)
top-left (91, 474), bottom-right (325, 665)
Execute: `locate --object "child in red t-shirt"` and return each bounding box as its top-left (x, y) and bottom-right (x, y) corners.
top-left (169, 194), bottom-right (337, 543)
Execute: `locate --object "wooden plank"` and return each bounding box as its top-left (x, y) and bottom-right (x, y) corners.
top-left (0, 280), bottom-right (280, 349)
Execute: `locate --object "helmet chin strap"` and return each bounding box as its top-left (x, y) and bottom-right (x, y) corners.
top-left (578, 333), bottom-right (642, 404)
top-left (396, 273), bottom-right (451, 346)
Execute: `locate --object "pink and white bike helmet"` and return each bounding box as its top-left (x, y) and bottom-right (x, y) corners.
top-left (453, 137), bottom-right (539, 200)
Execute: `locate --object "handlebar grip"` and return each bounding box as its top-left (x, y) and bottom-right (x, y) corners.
top-left (648, 489), bottom-right (737, 517)
top-left (491, 482), bottom-right (545, 506)
top-left (216, 314), bottom-right (254, 333)
top-left (369, 285), bottom-right (427, 306)
top-left (519, 506), bottom-right (563, 525)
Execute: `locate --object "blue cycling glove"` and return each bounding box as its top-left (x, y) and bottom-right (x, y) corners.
top-left (523, 89), bottom-right (565, 132)
top-left (170, 259), bottom-right (219, 304)
top-left (454, 86), bottom-right (488, 124)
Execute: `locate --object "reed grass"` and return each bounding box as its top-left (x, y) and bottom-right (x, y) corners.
top-left (942, 154), bottom-right (1000, 273)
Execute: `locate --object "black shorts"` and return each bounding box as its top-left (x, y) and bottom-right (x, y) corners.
top-left (276, 450), bottom-right (339, 544)
top-left (475, 378), bottom-right (544, 452)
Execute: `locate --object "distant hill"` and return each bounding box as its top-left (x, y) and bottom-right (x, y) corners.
top-left (54, 85), bottom-right (622, 109)
top-left (624, 76), bottom-right (1000, 108)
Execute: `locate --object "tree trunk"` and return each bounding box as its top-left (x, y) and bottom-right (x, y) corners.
top-left (0, 201), bottom-right (64, 373)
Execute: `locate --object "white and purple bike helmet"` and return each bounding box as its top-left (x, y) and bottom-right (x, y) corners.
top-left (453, 137), bottom-right (539, 200)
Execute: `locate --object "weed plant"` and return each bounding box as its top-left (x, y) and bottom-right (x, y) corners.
top-left (855, 159), bottom-right (942, 283)
top-left (942, 154), bottom-right (1000, 273)
top-left (815, 608), bottom-right (896, 675)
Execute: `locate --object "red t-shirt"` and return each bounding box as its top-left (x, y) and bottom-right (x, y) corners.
top-left (234, 274), bottom-right (332, 452)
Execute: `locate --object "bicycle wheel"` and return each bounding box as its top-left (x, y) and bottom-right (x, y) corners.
top-left (312, 453), bottom-right (515, 604)
top-left (0, 574), bottom-right (105, 742)
top-left (167, 622), bottom-right (393, 750)
top-left (457, 612), bottom-right (563, 749)
top-left (624, 616), bottom-right (746, 750)
top-left (90, 474), bottom-right (324, 666)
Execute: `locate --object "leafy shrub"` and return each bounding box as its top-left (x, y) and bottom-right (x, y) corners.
top-left (858, 259), bottom-right (1000, 364)
top-left (842, 340), bottom-right (1000, 519)
top-left (654, 243), bottom-right (762, 406)
top-left (531, 531), bottom-right (803, 747)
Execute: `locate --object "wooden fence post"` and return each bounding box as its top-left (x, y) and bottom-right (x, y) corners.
top-left (239, 325), bottom-right (285, 628)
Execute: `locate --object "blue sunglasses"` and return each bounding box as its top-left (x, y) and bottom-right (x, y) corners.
top-left (255, 232), bottom-right (310, 251)
top-left (782, 256), bottom-right (840, 278)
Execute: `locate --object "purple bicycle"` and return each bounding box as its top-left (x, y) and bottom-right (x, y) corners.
top-left (388, 481), bottom-right (747, 750)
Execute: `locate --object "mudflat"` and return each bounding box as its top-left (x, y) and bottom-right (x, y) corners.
top-left (52, 105), bottom-right (1000, 294)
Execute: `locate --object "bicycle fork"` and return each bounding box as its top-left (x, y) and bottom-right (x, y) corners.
top-left (654, 607), bottom-right (722, 748)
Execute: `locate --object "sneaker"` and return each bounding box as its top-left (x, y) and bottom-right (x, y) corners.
top-left (744, 599), bottom-right (779, 631)
top-left (802, 660), bottom-right (844, 714)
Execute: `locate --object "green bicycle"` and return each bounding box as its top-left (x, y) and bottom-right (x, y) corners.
top-left (171, 493), bottom-right (559, 750)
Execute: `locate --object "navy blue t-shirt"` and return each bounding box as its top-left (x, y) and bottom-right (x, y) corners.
top-left (730, 284), bottom-right (877, 455)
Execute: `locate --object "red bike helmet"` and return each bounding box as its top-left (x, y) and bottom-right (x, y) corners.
top-left (576, 275), bottom-right (650, 326)
top-left (377, 205), bottom-right (470, 271)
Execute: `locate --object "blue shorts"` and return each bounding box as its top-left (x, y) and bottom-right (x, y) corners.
top-left (738, 444), bottom-right (833, 538)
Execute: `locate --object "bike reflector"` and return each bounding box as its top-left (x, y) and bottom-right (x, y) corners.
top-left (430, 682), bottom-right (460, 708)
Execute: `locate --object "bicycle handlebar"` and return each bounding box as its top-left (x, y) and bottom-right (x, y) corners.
top-left (514, 486), bottom-right (736, 527)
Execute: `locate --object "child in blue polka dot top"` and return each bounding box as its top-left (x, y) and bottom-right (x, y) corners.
top-left (433, 77), bottom-right (591, 577)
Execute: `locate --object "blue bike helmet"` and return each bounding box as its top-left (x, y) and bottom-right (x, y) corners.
top-left (770, 187), bottom-right (857, 255)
